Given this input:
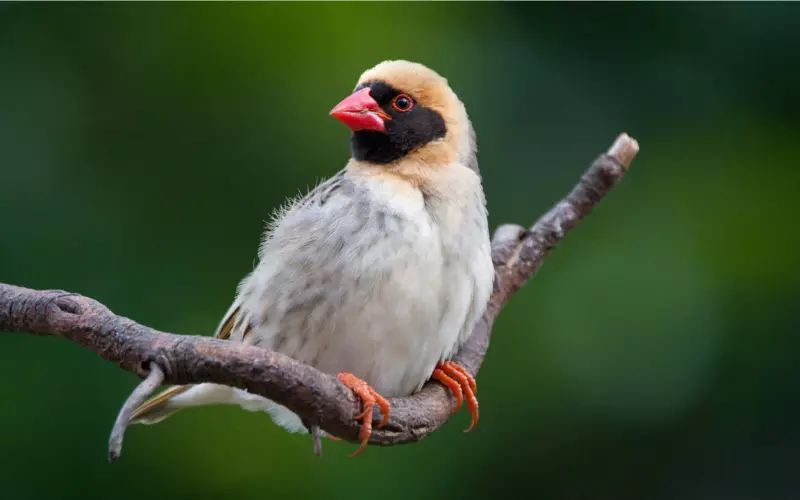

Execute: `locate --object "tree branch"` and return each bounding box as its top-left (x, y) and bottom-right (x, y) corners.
top-left (0, 133), bottom-right (639, 459)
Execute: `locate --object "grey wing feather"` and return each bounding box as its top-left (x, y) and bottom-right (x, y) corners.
top-left (296, 169), bottom-right (348, 209)
top-left (219, 169), bottom-right (350, 343)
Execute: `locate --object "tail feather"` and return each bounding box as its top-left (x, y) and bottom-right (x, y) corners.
top-left (130, 383), bottom-right (257, 425)
top-left (129, 382), bottom-right (310, 434)
top-left (131, 385), bottom-right (192, 425)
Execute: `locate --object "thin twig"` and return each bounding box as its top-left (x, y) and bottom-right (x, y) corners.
top-left (108, 363), bottom-right (164, 462)
top-left (311, 426), bottom-right (323, 457)
top-left (0, 133), bottom-right (639, 457)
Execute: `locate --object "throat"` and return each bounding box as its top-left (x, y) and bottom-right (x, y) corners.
top-left (350, 132), bottom-right (408, 164)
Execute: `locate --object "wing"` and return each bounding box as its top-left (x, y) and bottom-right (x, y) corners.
top-left (221, 169), bottom-right (349, 345)
top-left (132, 169), bottom-right (351, 424)
top-left (295, 169), bottom-right (348, 210)
top-left (215, 305), bottom-right (239, 340)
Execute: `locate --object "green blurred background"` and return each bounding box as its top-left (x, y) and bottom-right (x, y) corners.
top-left (1, 3), bottom-right (798, 500)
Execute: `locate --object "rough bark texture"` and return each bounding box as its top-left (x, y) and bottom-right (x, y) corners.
top-left (0, 133), bottom-right (639, 459)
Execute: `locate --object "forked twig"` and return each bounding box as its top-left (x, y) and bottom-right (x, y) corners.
top-left (108, 363), bottom-right (164, 462)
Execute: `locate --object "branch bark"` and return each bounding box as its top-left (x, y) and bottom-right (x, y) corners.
top-left (0, 133), bottom-right (639, 458)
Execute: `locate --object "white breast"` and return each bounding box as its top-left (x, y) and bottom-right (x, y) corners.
top-left (227, 164), bottom-right (493, 431)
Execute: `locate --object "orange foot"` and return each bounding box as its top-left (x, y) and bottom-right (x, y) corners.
top-left (337, 372), bottom-right (390, 456)
top-left (431, 361), bottom-right (479, 432)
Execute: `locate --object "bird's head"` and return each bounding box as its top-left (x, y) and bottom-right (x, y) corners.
top-left (330, 60), bottom-right (477, 172)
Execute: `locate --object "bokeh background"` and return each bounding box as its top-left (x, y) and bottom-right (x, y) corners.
top-left (1, 3), bottom-right (798, 500)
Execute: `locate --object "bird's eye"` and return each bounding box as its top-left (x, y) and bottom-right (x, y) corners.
top-left (392, 94), bottom-right (413, 112)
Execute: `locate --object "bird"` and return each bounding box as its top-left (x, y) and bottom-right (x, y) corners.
top-left (130, 60), bottom-right (494, 456)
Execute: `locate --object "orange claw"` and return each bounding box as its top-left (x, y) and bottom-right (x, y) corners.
top-left (445, 360), bottom-right (477, 395)
top-left (432, 368), bottom-right (463, 413)
top-left (337, 372), bottom-right (390, 456)
top-left (434, 361), bottom-right (479, 432)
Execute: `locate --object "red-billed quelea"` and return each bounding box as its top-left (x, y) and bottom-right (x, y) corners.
top-left (131, 60), bottom-right (494, 456)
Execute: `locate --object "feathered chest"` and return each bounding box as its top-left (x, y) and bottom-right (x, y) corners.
top-left (231, 167), bottom-right (491, 396)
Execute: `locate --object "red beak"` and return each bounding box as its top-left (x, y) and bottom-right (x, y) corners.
top-left (329, 87), bottom-right (390, 133)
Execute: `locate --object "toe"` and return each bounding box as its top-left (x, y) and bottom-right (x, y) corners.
top-left (432, 368), bottom-right (464, 412)
top-left (439, 362), bottom-right (480, 432)
top-left (337, 372), bottom-right (391, 456)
